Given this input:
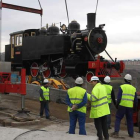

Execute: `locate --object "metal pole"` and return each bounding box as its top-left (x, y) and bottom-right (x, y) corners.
top-left (21, 95), bottom-right (25, 110)
top-left (21, 68), bottom-right (26, 110)
top-left (21, 68), bottom-right (26, 95)
top-left (105, 50), bottom-right (115, 62)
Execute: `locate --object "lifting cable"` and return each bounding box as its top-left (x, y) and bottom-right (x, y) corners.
top-left (95, 0), bottom-right (99, 13)
top-left (95, 0), bottom-right (115, 63)
top-left (64, 0), bottom-right (69, 25)
top-left (0, 1), bottom-right (2, 61)
top-left (38, 0), bottom-right (43, 27)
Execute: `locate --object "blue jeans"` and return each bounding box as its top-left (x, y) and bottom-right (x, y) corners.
top-left (114, 105), bottom-right (133, 136)
top-left (40, 101), bottom-right (50, 118)
top-left (69, 111), bottom-right (86, 135)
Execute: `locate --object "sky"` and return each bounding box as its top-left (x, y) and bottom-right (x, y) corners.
top-left (0, 0), bottom-right (140, 60)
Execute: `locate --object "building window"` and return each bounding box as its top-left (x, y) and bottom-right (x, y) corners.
top-left (15, 34), bottom-right (23, 46)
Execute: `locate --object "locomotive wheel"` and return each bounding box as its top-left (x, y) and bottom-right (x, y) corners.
top-left (86, 71), bottom-right (94, 83)
top-left (58, 63), bottom-right (67, 78)
top-left (42, 63), bottom-right (51, 78)
top-left (30, 62), bottom-right (39, 77)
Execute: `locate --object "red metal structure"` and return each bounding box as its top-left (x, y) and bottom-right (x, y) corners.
top-left (0, 72), bottom-right (11, 83)
top-left (0, 69), bottom-right (26, 95)
top-left (0, 1), bottom-right (43, 15)
top-left (86, 57), bottom-right (125, 82)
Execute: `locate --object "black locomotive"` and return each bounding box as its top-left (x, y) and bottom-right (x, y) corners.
top-left (5, 13), bottom-right (124, 81)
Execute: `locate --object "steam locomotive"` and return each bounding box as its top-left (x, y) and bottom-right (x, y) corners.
top-left (5, 13), bottom-right (124, 82)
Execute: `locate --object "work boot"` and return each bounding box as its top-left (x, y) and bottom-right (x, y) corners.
top-left (46, 116), bottom-right (50, 119)
top-left (110, 132), bottom-right (119, 138)
top-left (98, 138), bottom-right (103, 140)
top-left (98, 137), bottom-right (103, 140)
top-left (129, 135), bottom-right (133, 138)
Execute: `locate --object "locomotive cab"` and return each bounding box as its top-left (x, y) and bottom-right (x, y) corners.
top-left (5, 29), bottom-right (39, 68)
top-left (5, 30), bottom-right (23, 65)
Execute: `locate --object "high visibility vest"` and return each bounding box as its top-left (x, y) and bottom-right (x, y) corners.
top-left (119, 84), bottom-right (136, 108)
top-left (90, 83), bottom-right (110, 118)
top-left (40, 86), bottom-right (50, 101)
top-left (103, 84), bottom-right (112, 103)
top-left (67, 86), bottom-right (87, 113)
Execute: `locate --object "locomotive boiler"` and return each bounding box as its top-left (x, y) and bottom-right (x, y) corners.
top-left (5, 13), bottom-right (125, 82)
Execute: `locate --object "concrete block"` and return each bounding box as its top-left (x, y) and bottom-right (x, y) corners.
top-left (11, 120), bottom-right (40, 127)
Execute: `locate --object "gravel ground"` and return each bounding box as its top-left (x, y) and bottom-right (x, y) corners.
top-left (0, 64), bottom-right (140, 140)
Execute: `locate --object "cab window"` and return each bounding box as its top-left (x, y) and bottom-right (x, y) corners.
top-left (15, 34), bottom-right (23, 46)
top-left (11, 36), bottom-right (14, 45)
top-left (31, 32), bottom-right (36, 36)
top-left (24, 33), bottom-right (29, 37)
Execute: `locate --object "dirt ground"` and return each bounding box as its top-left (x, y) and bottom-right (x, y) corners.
top-left (0, 93), bottom-right (139, 135)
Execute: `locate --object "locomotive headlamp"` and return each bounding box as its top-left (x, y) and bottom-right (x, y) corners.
top-left (61, 24), bottom-right (67, 32)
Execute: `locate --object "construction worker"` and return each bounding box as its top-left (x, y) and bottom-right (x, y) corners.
top-left (39, 79), bottom-right (50, 119)
top-left (90, 76), bottom-right (110, 140)
top-left (111, 74), bottom-right (138, 138)
top-left (103, 76), bottom-right (116, 129)
top-left (66, 77), bottom-right (87, 135)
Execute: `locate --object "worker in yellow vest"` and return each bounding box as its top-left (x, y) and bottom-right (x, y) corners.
top-left (39, 79), bottom-right (50, 119)
top-left (90, 76), bottom-right (110, 140)
top-left (103, 76), bottom-right (116, 129)
top-left (66, 77), bottom-right (87, 135)
top-left (111, 74), bottom-right (138, 138)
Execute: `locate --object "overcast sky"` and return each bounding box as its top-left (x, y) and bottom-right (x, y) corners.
top-left (0, 0), bottom-right (140, 60)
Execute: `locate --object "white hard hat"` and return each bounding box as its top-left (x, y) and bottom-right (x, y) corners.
top-left (124, 74), bottom-right (132, 81)
top-left (75, 77), bottom-right (83, 84)
top-left (90, 76), bottom-right (99, 82)
top-left (43, 79), bottom-right (49, 84)
top-left (104, 76), bottom-right (111, 83)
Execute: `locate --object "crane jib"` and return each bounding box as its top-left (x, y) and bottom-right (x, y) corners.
top-left (1, 2), bottom-right (43, 15)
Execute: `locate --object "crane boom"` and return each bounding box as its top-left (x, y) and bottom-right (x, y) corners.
top-left (1, 2), bottom-right (43, 15)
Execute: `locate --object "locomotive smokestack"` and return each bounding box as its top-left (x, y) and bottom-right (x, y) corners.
top-left (87, 13), bottom-right (96, 30)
